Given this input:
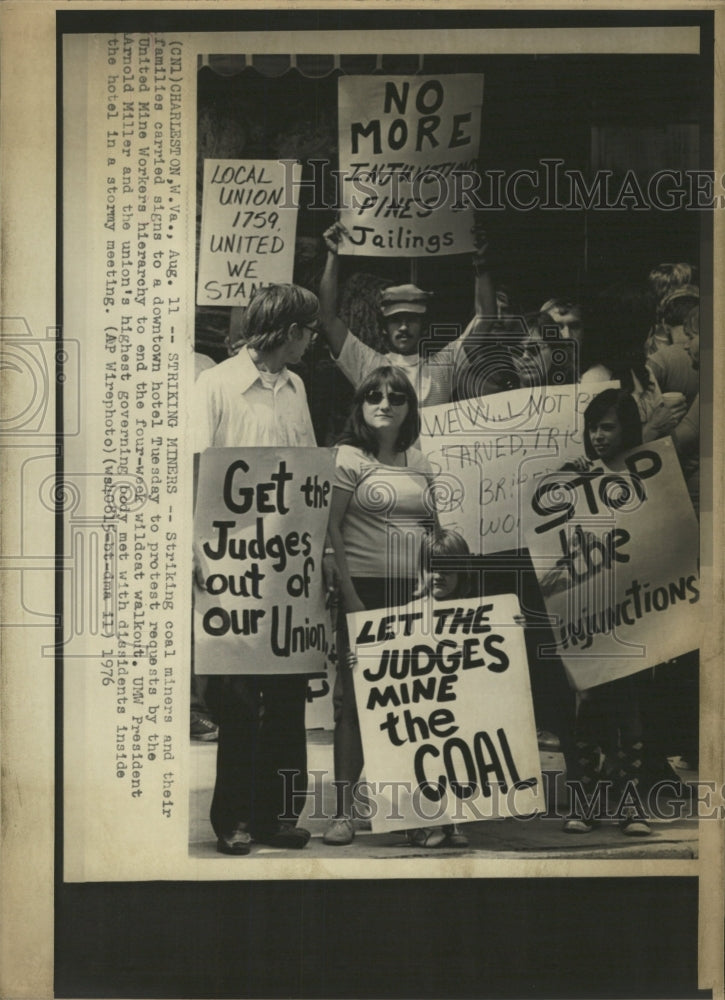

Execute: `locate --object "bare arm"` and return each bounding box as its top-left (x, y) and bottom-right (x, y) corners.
top-left (461, 229), bottom-right (497, 360)
top-left (319, 223), bottom-right (350, 358)
top-left (671, 393), bottom-right (699, 457)
top-left (327, 485), bottom-right (366, 613)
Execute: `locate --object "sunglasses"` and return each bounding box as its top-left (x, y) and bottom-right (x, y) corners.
top-left (363, 388), bottom-right (408, 407)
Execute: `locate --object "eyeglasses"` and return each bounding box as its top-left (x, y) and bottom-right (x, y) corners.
top-left (302, 324), bottom-right (319, 343)
top-left (363, 388), bottom-right (408, 407)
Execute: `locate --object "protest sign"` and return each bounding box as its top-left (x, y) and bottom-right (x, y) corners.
top-left (419, 381), bottom-right (620, 555)
top-left (349, 594), bottom-right (542, 833)
top-left (196, 159), bottom-right (301, 305)
top-left (305, 672), bottom-right (335, 731)
top-left (193, 447), bottom-right (334, 674)
top-left (338, 74), bottom-right (483, 257)
top-left (525, 437), bottom-right (700, 690)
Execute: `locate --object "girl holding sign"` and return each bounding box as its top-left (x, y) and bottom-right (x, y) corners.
top-left (406, 528), bottom-right (476, 849)
top-left (561, 389), bottom-right (652, 836)
top-left (323, 365), bottom-right (438, 846)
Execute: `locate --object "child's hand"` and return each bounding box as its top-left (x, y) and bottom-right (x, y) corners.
top-left (567, 455), bottom-right (593, 474)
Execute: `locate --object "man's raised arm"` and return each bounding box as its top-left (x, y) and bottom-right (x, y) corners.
top-left (318, 222), bottom-right (351, 358)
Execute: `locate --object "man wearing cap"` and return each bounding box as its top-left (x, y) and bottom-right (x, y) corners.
top-left (319, 222), bottom-right (496, 407)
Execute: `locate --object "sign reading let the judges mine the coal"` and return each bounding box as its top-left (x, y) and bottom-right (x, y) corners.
top-left (349, 594), bottom-right (543, 833)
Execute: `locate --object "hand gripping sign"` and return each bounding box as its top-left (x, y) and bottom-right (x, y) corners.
top-left (338, 74), bottom-right (484, 257)
top-left (525, 437), bottom-right (700, 690)
top-left (193, 447), bottom-right (334, 674)
top-left (349, 594), bottom-right (543, 833)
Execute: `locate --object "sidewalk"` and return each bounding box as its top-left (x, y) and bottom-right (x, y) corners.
top-left (188, 730), bottom-right (698, 861)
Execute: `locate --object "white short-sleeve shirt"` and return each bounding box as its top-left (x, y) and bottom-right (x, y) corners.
top-left (336, 330), bottom-right (465, 408)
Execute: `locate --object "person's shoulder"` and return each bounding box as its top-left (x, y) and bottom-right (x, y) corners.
top-left (335, 443), bottom-right (366, 465)
top-left (334, 444), bottom-right (370, 485)
top-left (407, 447), bottom-right (434, 474)
top-left (340, 328), bottom-right (379, 359)
top-left (286, 367), bottom-right (308, 393)
top-left (194, 352), bottom-right (217, 380)
top-left (650, 344), bottom-right (690, 369)
top-left (580, 364), bottom-right (611, 384)
top-left (199, 352), bottom-right (238, 381)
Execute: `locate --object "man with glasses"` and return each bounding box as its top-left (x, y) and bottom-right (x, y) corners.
top-left (193, 283), bottom-right (320, 855)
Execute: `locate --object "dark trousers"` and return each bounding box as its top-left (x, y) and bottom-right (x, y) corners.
top-left (471, 551), bottom-right (577, 767)
top-left (207, 674), bottom-right (309, 839)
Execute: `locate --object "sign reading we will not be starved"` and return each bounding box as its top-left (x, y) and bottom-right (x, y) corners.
top-left (349, 595), bottom-right (543, 833)
top-left (419, 382), bottom-right (620, 556)
top-left (196, 159), bottom-right (302, 305)
top-left (193, 448), bottom-right (334, 674)
top-left (338, 75), bottom-right (483, 257)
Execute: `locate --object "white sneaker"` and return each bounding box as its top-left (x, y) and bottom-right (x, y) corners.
top-left (323, 817), bottom-right (355, 845)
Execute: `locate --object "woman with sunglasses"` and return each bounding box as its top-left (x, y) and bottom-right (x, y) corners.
top-left (323, 366), bottom-right (438, 845)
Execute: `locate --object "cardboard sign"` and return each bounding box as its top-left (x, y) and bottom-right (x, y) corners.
top-left (525, 437), bottom-right (700, 690)
top-left (338, 75), bottom-right (483, 257)
top-left (305, 673), bottom-right (335, 731)
top-left (419, 382), bottom-right (620, 554)
top-left (193, 447), bottom-right (334, 674)
top-left (349, 595), bottom-right (543, 832)
top-left (196, 159), bottom-right (301, 305)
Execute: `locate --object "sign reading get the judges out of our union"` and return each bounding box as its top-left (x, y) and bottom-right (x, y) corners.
top-left (193, 447), bottom-right (334, 674)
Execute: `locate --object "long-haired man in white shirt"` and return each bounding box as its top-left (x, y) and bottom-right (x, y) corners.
top-left (194, 283), bottom-right (320, 855)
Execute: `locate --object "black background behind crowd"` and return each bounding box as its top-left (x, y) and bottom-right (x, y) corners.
top-left (56, 7), bottom-right (714, 1000)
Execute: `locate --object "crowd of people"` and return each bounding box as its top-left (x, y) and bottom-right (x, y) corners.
top-left (191, 230), bottom-right (701, 855)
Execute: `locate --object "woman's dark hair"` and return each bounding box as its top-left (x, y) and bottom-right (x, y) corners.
top-left (419, 529), bottom-right (473, 599)
top-left (338, 365), bottom-right (420, 455)
top-left (582, 388), bottom-right (643, 459)
top-left (580, 282), bottom-right (656, 392)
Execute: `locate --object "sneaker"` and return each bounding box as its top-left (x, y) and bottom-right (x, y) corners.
top-left (323, 817), bottom-right (355, 845)
top-left (191, 711), bottom-right (218, 742)
top-left (442, 824), bottom-right (469, 848)
top-left (619, 811), bottom-right (652, 836)
top-left (217, 823), bottom-right (251, 856)
top-left (406, 826), bottom-right (447, 848)
top-left (252, 822), bottom-right (311, 849)
top-left (562, 817), bottom-right (598, 834)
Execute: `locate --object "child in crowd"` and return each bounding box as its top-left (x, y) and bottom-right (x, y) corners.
top-left (561, 389), bottom-right (652, 836)
top-left (403, 529), bottom-right (475, 849)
